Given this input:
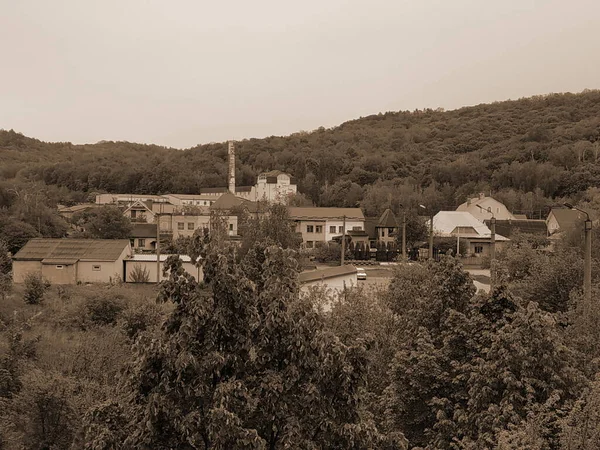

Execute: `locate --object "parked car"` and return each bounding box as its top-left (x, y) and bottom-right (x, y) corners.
top-left (356, 267), bottom-right (367, 280)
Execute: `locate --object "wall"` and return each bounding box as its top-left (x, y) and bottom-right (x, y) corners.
top-left (77, 260), bottom-right (121, 283)
top-left (546, 214), bottom-right (560, 234)
top-left (295, 220), bottom-right (326, 248)
top-left (12, 261), bottom-right (43, 283)
top-left (325, 220), bottom-right (364, 243)
top-left (41, 264), bottom-right (77, 284)
top-left (125, 260), bottom-right (203, 283)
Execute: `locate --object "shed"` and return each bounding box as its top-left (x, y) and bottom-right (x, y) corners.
top-left (12, 238), bottom-right (131, 284)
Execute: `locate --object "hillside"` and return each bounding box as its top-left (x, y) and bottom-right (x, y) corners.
top-left (1, 90), bottom-right (600, 215)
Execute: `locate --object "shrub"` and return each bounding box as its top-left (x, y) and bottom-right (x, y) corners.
top-left (119, 302), bottom-right (162, 339)
top-left (128, 264), bottom-right (150, 283)
top-left (23, 274), bottom-right (49, 305)
top-left (85, 294), bottom-right (125, 326)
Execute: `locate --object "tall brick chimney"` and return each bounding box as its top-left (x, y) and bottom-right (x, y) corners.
top-left (228, 141), bottom-right (235, 194)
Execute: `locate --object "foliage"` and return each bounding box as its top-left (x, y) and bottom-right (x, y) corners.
top-left (85, 294), bottom-right (126, 326)
top-left (118, 301), bottom-right (163, 340)
top-left (382, 258), bottom-right (583, 449)
top-left (111, 236), bottom-right (392, 449)
top-left (128, 263), bottom-right (150, 283)
top-left (72, 206), bottom-right (133, 239)
top-left (313, 242), bottom-right (342, 262)
top-left (560, 377), bottom-right (600, 449)
top-left (23, 273), bottom-right (49, 305)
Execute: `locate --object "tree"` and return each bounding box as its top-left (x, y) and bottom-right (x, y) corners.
top-left (0, 215), bottom-right (40, 254)
top-left (0, 240), bottom-right (12, 300)
top-left (109, 237), bottom-right (393, 449)
top-left (23, 273), bottom-right (49, 305)
top-left (72, 206), bottom-right (133, 239)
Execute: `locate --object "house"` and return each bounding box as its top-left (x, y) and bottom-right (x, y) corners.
top-left (299, 265), bottom-right (357, 297)
top-left (163, 194), bottom-right (217, 207)
top-left (124, 254), bottom-right (203, 283)
top-left (287, 207), bottom-right (365, 249)
top-left (365, 208), bottom-right (400, 247)
top-left (12, 238), bottom-right (131, 284)
top-left (546, 207), bottom-right (588, 235)
top-left (456, 193), bottom-right (516, 221)
top-left (95, 193), bottom-right (169, 205)
top-left (122, 200), bottom-right (156, 224)
top-left (252, 170), bottom-right (297, 203)
top-left (432, 211), bottom-right (510, 256)
top-left (130, 223), bottom-right (157, 252)
top-left (484, 219), bottom-right (548, 238)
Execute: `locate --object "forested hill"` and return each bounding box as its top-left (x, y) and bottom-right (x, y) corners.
top-left (1, 90), bottom-right (600, 213)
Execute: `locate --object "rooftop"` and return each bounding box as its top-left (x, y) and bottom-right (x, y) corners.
top-left (298, 265), bottom-right (357, 283)
top-left (288, 207), bottom-right (365, 221)
top-left (13, 239), bottom-right (130, 262)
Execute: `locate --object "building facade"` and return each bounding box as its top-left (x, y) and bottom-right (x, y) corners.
top-left (288, 207), bottom-right (365, 249)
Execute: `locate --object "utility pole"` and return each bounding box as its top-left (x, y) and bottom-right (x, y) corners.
top-left (402, 212), bottom-right (406, 260)
top-left (156, 210), bottom-right (161, 285)
top-left (428, 213), bottom-right (434, 260)
top-left (340, 215), bottom-right (346, 266)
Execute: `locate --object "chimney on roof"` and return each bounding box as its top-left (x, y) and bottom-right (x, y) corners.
top-left (478, 192), bottom-right (485, 199)
top-left (228, 141), bottom-right (235, 194)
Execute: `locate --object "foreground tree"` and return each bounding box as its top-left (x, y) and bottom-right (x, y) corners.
top-left (101, 236), bottom-right (401, 449)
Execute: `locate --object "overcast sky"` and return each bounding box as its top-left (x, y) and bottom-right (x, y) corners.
top-left (1, 0), bottom-right (599, 149)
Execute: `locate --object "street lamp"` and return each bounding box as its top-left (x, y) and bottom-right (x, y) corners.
top-left (420, 204), bottom-right (434, 260)
top-left (564, 203), bottom-right (592, 304)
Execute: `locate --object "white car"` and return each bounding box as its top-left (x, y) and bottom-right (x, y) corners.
top-left (356, 268), bottom-right (367, 280)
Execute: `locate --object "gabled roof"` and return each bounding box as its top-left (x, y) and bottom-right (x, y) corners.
top-left (484, 219), bottom-right (547, 237)
top-left (58, 203), bottom-right (97, 214)
top-left (13, 239), bottom-right (130, 262)
top-left (209, 193), bottom-right (259, 213)
top-left (433, 212), bottom-right (511, 241)
top-left (377, 209), bottom-right (399, 228)
top-left (131, 223), bottom-right (157, 238)
top-left (123, 200), bottom-right (154, 216)
top-left (299, 265), bottom-right (357, 283)
top-left (547, 208), bottom-right (587, 231)
top-left (287, 207), bottom-right (364, 221)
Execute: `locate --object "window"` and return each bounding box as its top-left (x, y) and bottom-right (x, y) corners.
top-left (130, 239), bottom-right (135, 247)
top-left (338, 226), bottom-right (343, 233)
top-left (138, 238), bottom-right (146, 247)
top-left (381, 229), bottom-right (385, 237)
top-left (188, 222), bottom-right (194, 230)
top-left (92, 265), bottom-right (101, 271)
top-left (131, 210), bottom-right (137, 218)
top-left (177, 222), bottom-right (184, 230)
top-left (352, 226), bottom-right (362, 231)
top-left (229, 223), bottom-right (234, 231)
top-left (55, 265), bottom-right (64, 270)
top-left (474, 245), bottom-right (484, 254)
top-left (306, 225), bottom-right (314, 233)
top-left (306, 241), bottom-right (314, 248)
top-left (330, 225), bottom-right (336, 233)
top-left (315, 225), bottom-right (323, 233)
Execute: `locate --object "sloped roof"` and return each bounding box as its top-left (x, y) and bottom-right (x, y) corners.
top-left (299, 265), bottom-right (357, 283)
top-left (13, 239), bottom-right (130, 262)
top-left (210, 193), bottom-right (258, 213)
top-left (377, 209), bottom-right (399, 228)
top-left (199, 187), bottom-right (228, 194)
top-left (433, 212), bottom-right (510, 241)
top-left (288, 207), bottom-right (364, 221)
top-left (364, 218), bottom-right (378, 239)
top-left (485, 219), bottom-right (547, 237)
top-left (131, 223), bottom-right (157, 238)
top-left (548, 208), bottom-right (587, 231)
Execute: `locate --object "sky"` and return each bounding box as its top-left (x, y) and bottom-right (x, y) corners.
top-left (1, 0), bottom-right (599, 149)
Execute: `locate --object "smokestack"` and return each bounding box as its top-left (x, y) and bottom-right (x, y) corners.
top-left (228, 140), bottom-right (235, 194)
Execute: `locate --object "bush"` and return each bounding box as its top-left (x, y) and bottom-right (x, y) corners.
top-left (23, 274), bottom-right (49, 305)
top-left (119, 302), bottom-right (162, 339)
top-left (85, 294), bottom-right (125, 326)
top-left (128, 264), bottom-right (150, 283)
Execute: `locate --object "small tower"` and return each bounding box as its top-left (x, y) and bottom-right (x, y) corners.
top-left (228, 140), bottom-right (235, 194)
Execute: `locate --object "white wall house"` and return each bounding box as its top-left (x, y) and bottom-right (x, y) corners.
top-left (288, 207), bottom-right (365, 249)
top-left (456, 193), bottom-right (516, 221)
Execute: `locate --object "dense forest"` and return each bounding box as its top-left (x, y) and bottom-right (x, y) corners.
top-left (1, 90), bottom-right (600, 216)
